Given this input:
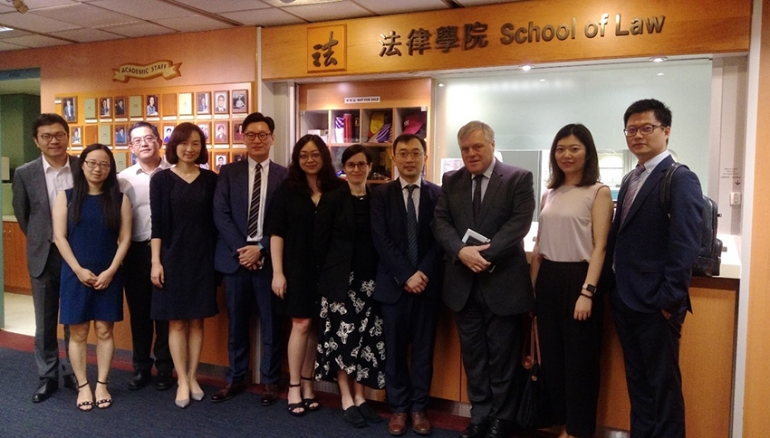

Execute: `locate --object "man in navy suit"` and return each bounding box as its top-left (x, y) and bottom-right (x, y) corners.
top-left (211, 112), bottom-right (288, 405)
top-left (432, 121), bottom-right (535, 438)
top-left (13, 113), bottom-right (77, 402)
top-left (604, 99), bottom-right (703, 438)
top-left (371, 134), bottom-right (443, 436)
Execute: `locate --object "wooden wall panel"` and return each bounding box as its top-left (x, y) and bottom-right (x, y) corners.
top-left (263, 0), bottom-right (751, 80)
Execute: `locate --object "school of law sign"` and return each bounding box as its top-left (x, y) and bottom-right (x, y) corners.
top-left (112, 60), bottom-right (182, 83)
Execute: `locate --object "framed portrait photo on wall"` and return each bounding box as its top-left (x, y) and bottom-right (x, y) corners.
top-left (232, 89), bottom-right (248, 114)
top-left (214, 90), bottom-right (229, 114)
top-left (62, 97), bottom-right (77, 122)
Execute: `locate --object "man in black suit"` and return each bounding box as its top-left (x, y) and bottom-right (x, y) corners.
top-left (604, 99), bottom-right (703, 438)
top-left (432, 121), bottom-right (535, 438)
top-left (212, 112), bottom-right (288, 405)
top-left (12, 114), bottom-right (78, 402)
top-left (371, 134), bottom-right (442, 436)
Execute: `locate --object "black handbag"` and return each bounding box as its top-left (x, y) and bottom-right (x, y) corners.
top-left (516, 316), bottom-right (551, 430)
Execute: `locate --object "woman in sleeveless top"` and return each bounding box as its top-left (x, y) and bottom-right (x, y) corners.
top-left (530, 124), bottom-right (614, 438)
top-left (53, 143), bottom-right (133, 411)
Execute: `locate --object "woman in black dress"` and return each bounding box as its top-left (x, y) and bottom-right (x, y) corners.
top-left (314, 145), bottom-right (386, 428)
top-left (268, 134), bottom-right (341, 416)
top-left (150, 123), bottom-right (218, 409)
top-left (53, 144), bottom-right (133, 411)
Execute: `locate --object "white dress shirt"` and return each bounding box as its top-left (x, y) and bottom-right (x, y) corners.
top-left (118, 159), bottom-right (171, 242)
top-left (399, 176), bottom-right (422, 222)
top-left (42, 156), bottom-right (73, 212)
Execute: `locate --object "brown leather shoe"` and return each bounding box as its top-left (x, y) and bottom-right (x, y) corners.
top-left (261, 383), bottom-right (279, 406)
top-left (411, 411), bottom-right (432, 435)
top-left (388, 412), bottom-right (408, 436)
top-left (210, 382), bottom-right (246, 403)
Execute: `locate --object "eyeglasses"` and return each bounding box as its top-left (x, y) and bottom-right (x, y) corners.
top-left (39, 132), bottom-right (68, 142)
top-left (396, 150), bottom-right (423, 159)
top-left (344, 161), bottom-right (370, 171)
top-left (623, 124), bottom-right (666, 137)
top-left (83, 160), bottom-right (111, 170)
top-left (299, 152), bottom-right (322, 161)
top-left (243, 132), bottom-right (271, 142)
top-left (130, 135), bottom-right (158, 146)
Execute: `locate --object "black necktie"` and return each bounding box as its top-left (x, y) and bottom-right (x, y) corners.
top-left (473, 174), bottom-right (483, 223)
top-left (406, 184), bottom-right (418, 266)
top-left (247, 163), bottom-right (262, 238)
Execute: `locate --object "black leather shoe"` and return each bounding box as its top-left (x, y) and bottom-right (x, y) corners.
top-left (459, 420), bottom-right (488, 438)
top-left (32, 379), bottom-right (58, 403)
top-left (154, 371), bottom-right (176, 391)
top-left (485, 418), bottom-right (513, 438)
top-left (127, 370), bottom-right (152, 390)
top-left (261, 383), bottom-right (279, 406)
top-left (62, 374), bottom-right (78, 391)
top-left (210, 382), bottom-right (246, 403)
top-left (356, 402), bottom-right (383, 423)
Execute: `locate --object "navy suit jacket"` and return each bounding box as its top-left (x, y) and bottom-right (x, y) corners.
top-left (431, 160), bottom-right (535, 315)
top-left (370, 179), bottom-right (443, 305)
top-left (213, 159), bottom-right (288, 275)
top-left (604, 154), bottom-right (703, 315)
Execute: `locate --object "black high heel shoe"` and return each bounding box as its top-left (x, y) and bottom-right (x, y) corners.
top-left (287, 382), bottom-right (305, 417)
top-left (76, 381), bottom-right (93, 412)
top-left (95, 380), bottom-right (112, 409)
top-left (300, 376), bottom-right (320, 412)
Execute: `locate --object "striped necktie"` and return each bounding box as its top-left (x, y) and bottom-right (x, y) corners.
top-left (247, 163), bottom-right (262, 238)
top-left (620, 164), bottom-right (645, 224)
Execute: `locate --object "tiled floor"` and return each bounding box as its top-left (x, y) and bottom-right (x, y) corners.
top-left (3, 292), bottom-right (35, 336)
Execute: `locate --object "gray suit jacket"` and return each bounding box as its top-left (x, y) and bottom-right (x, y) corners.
top-left (431, 160), bottom-right (535, 315)
top-left (12, 155), bottom-right (79, 278)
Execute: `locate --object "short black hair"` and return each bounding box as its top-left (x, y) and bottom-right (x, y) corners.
top-left (392, 134), bottom-right (426, 154)
top-left (165, 122), bottom-right (209, 165)
top-left (128, 121), bottom-right (161, 144)
top-left (623, 99), bottom-right (672, 127)
top-left (341, 144), bottom-right (372, 165)
top-left (32, 113), bottom-right (69, 139)
top-left (241, 112), bottom-right (275, 134)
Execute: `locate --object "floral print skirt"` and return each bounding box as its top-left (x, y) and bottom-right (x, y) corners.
top-left (315, 271), bottom-right (386, 389)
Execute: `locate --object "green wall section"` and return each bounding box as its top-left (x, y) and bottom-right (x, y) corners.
top-left (0, 93), bottom-right (41, 170)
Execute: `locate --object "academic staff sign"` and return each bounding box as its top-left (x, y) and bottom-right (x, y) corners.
top-left (264, 0), bottom-right (750, 80)
top-left (113, 60), bottom-right (182, 83)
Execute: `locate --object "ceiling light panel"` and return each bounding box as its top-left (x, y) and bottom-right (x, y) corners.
top-left (220, 7), bottom-right (305, 27)
top-left (49, 27), bottom-right (124, 42)
top-left (286, 1), bottom-right (372, 22)
top-left (352, 0), bottom-right (449, 15)
top-left (101, 21), bottom-right (176, 38)
top-left (3, 33), bottom-right (69, 48)
top-left (154, 15), bottom-right (234, 32)
top-left (173, 0), bottom-right (271, 13)
top-left (33, 4), bottom-right (138, 28)
top-left (0, 10), bottom-right (79, 32)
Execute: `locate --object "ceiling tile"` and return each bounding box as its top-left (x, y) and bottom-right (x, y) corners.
top-left (221, 8), bottom-right (305, 27)
top-left (49, 27), bottom-right (124, 42)
top-left (285, 1), bottom-right (372, 22)
top-left (174, 0), bottom-right (271, 13)
top-left (0, 5), bottom-right (16, 13)
top-left (102, 21), bottom-right (176, 38)
top-left (154, 15), bottom-right (234, 32)
top-left (352, 0), bottom-right (449, 15)
top-left (0, 40), bottom-right (27, 51)
top-left (0, 28), bottom-right (32, 39)
top-left (455, 0), bottom-right (522, 6)
top-left (33, 3), bottom-right (138, 27)
top-left (2, 33), bottom-right (70, 48)
top-left (90, 0), bottom-right (193, 20)
top-left (0, 11), bottom-right (79, 32)
top-left (22, 0), bottom-right (78, 8)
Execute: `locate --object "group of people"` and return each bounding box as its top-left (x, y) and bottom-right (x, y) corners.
top-left (12, 97), bottom-right (703, 438)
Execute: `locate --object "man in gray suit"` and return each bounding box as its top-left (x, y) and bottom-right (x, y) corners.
top-left (12, 113), bottom-right (78, 402)
top-left (432, 121), bottom-right (535, 438)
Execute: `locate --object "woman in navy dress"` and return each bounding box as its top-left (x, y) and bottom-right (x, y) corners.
top-left (150, 122), bottom-right (218, 408)
top-left (267, 134), bottom-right (341, 416)
top-left (53, 143), bottom-right (133, 411)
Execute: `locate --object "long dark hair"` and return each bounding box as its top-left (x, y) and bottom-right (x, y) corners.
top-left (70, 144), bottom-right (121, 230)
top-left (547, 124), bottom-right (600, 189)
top-left (287, 134), bottom-right (340, 194)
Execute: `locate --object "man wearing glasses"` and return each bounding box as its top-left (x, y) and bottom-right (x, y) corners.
top-left (117, 122), bottom-right (174, 392)
top-left (212, 112), bottom-right (287, 404)
top-left (12, 113), bottom-right (78, 402)
top-left (371, 134), bottom-right (442, 436)
top-left (603, 99), bottom-right (703, 438)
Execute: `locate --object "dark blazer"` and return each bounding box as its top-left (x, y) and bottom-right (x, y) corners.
top-left (12, 155), bottom-right (79, 277)
top-left (370, 179), bottom-right (443, 304)
top-left (604, 154), bottom-right (703, 314)
top-left (431, 160), bottom-right (535, 315)
top-left (314, 183), bottom-right (372, 302)
top-left (213, 159), bottom-right (288, 275)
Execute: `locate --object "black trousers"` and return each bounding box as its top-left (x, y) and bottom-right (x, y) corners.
top-left (123, 241), bottom-right (172, 373)
top-left (455, 285), bottom-right (523, 423)
top-left (610, 289), bottom-right (686, 438)
top-left (381, 291), bottom-right (439, 413)
top-left (535, 260), bottom-right (603, 438)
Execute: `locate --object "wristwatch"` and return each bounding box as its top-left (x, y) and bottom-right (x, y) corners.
top-left (582, 283), bottom-right (597, 293)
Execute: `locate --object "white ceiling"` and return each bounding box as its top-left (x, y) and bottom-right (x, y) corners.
top-left (0, 0), bottom-right (522, 51)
